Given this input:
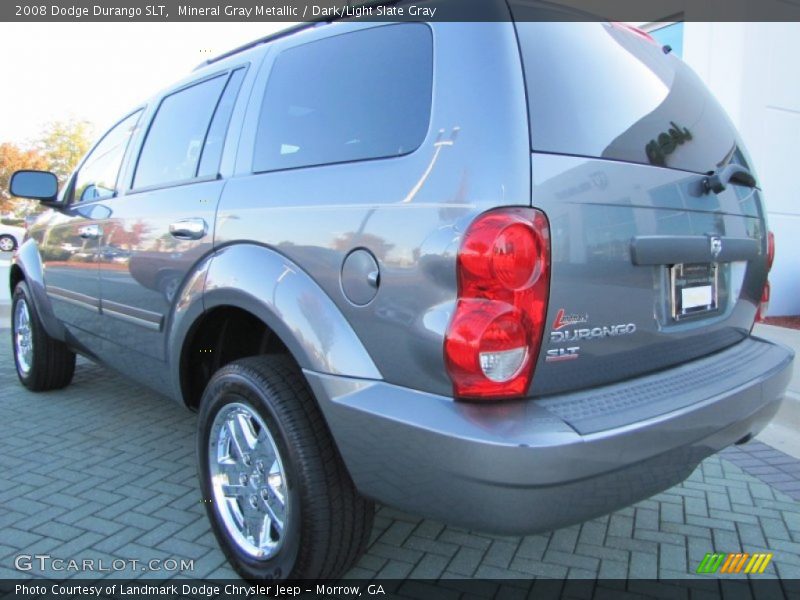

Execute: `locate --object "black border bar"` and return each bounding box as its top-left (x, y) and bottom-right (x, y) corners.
top-left (4, 0), bottom-right (800, 22)
top-left (0, 578), bottom-right (798, 600)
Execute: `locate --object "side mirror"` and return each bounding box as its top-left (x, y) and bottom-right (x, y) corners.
top-left (9, 170), bottom-right (60, 204)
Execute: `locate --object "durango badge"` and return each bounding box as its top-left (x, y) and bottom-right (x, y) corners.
top-left (550, 323), bottom-right (637, 343)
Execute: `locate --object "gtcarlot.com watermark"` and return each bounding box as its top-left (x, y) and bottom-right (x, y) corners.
top-left (14, 554), bottom-right (194, 573)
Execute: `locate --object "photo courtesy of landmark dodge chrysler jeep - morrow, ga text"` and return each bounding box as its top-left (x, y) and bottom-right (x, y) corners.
top-left (7, 3), bottom-right (795, 580)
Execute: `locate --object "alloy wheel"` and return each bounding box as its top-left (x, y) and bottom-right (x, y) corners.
top-left (208, 402), bottom-right (289, 560)
top-left (14, 299), bottom-right (33, 376)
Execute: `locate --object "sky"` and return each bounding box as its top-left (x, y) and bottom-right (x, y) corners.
top-left (0, 22), bottom-right (293, 146)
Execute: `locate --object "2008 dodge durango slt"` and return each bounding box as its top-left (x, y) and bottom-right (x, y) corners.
top-left (8, 3), bottom-right (794, 580)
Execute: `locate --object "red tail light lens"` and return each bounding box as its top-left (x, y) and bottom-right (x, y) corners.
top-left (757, 231), bottom-right (775, 322)
top-left (445, 208), bottom-right (550, 400)
top-left (492, 223), bottom-right (543, 290)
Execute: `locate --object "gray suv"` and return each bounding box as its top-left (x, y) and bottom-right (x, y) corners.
top-left (8, 11), bottom-right (794, 580)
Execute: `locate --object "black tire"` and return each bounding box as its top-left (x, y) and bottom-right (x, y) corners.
top-left (0, 235), bottom-right (17, 252)
top-left (197, 355), bottom-right (374, 580)
top-left (11, 281), bottom-right (76, 391)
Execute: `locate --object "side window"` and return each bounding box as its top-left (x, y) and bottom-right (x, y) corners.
top-left (197, 68), bottom-right (246, 178)
top-left (253, 24), bottom-right (433, 173)
top-left (133, 74), bottom-right (227, 190)
top-left (74, 111), bottom-right (141, 203)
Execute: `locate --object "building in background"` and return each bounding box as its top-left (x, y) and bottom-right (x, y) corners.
top-left (643, 21), bottom-right (799, 316)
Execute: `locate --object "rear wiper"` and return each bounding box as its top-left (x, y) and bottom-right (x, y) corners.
top-left (704, 164), bottom-right (757, 194)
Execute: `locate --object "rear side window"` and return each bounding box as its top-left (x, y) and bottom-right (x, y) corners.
top-left (198, 68), bottom-right (246, 178)
top-left (133, 74), bottom-right (227, 189)
top-left (253, 24), bottom-right (433, 173)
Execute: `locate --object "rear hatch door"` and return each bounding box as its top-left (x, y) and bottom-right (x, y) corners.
top-left (511, 20), bottom-right (770, 397)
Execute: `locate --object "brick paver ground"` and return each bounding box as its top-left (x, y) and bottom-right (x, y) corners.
top-left (1, 344), bottom-right (799, 584)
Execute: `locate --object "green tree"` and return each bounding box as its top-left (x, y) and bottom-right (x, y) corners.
top-left (35, 119), bottom-right (94, 184)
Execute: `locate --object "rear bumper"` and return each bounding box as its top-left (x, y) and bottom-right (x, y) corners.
top-left (306, 336), bottom-right (794, 534)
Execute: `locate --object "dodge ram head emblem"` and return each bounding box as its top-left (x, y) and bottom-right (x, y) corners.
top-left (710, 236), bottom-right (723, 259)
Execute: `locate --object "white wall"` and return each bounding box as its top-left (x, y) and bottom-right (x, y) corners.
top-left (682, 22), bottom-right (800, 316)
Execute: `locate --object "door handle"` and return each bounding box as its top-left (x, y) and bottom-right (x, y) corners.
top-left (169, 218), bottom-right (207, 240)
top-left (78, 224), bottom-right (102, 239)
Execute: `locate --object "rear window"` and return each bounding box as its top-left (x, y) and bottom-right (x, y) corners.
top-left (133, 74), bottom-right (227, 189)
top-left (253, 24), bottom-right (433, 173)
top-left (513, 20), bottom-right (740, 174)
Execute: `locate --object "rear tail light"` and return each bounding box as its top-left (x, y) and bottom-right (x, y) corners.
top-left (756, 231), bottom-right (775, 322)
top-left (444, 208), bottom-right (550, 400)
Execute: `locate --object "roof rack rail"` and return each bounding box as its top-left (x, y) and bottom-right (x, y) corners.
top-left (193, 22), bottom-right (315, 70)
top-left (193, 0), bottom-right (403, 71)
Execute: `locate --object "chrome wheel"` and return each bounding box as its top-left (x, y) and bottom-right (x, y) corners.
top-left (14, 298), bottom-right (33, 376)
top-left (209, 402), bottom-right (289, 560)
top-left (0, 236), bottom-right (15, 252)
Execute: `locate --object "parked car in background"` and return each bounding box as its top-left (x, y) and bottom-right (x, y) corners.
top-left (6, 7), bottom-right (795, 581)
top-left (0, 222), bottom-right (26, 252)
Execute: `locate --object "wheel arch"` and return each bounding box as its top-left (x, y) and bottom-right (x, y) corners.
top-left (10, 263), bottom-right (24, 294)
top-left (169, 243), bottom-right (382, 409)
top-left (9, 239), bottom-right (67, 341)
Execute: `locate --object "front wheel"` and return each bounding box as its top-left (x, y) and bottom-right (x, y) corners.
top-left (11, 281), bottom-right (76, 391)
top-left (197, 355), bottom-right (374, 580)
